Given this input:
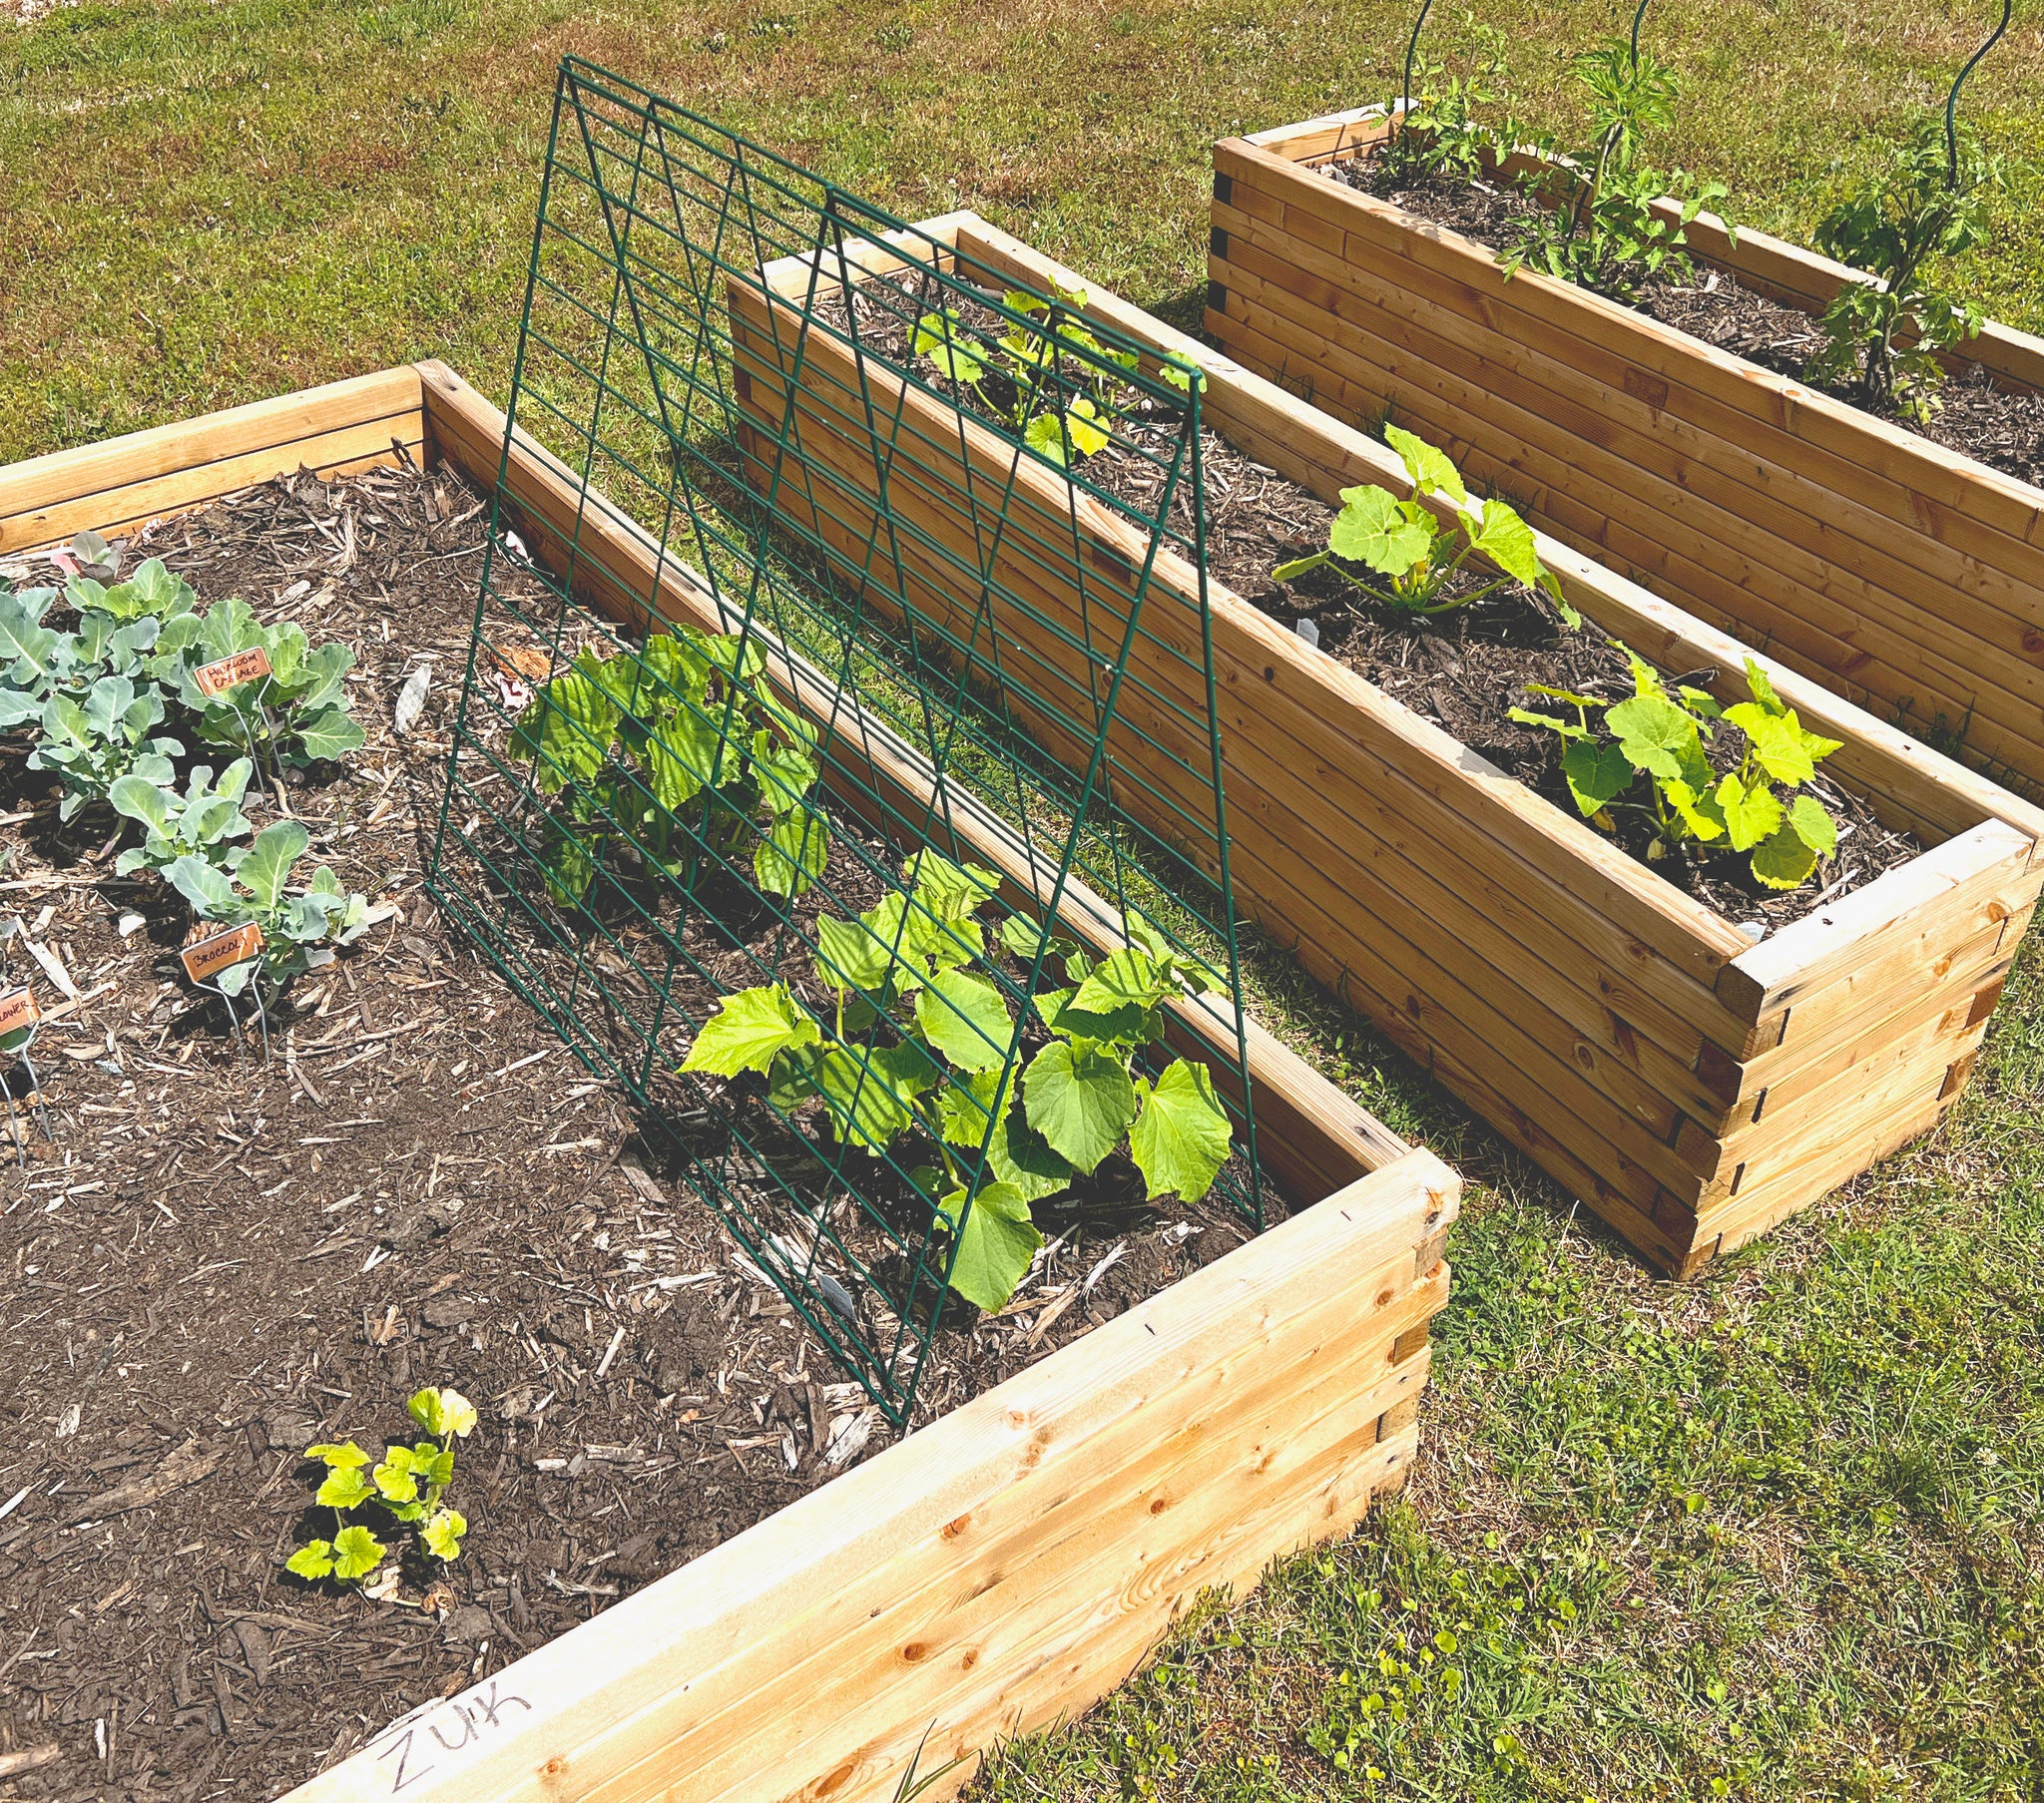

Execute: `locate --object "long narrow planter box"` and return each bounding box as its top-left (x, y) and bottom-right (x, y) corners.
top-left (729, 213), bottom-right (2044, 1279)
top-left (1207, 107), bottom-right (2044, 798)
top-left (0, 365), bottom-right (1457, 1803)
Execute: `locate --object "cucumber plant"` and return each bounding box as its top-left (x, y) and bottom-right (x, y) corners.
top-left (681, 851), bottom-right (1235, 1312)
top-left (912, 283), bottom-right (1201, 468)
top-left (1512, 652), bottom-right (1844, 890)
top-left (1273, 425), bottom-right (1571, 619)
top-left (510, 626), bottom-right (827, 909)
top-left (165, 819), bottom-right (374, 995)
top-left (109, 759), bottom-right (256, 878)
top-left (286, 1387), bottom-right (476, 1592)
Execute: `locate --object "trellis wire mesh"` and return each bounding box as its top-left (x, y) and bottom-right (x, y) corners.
top-left (426, 57), bottom-right (1263, 1424)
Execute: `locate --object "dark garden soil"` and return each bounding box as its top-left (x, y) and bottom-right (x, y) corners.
top-left (829, 272), bottom-right (1922, 932)
top-left (0, 465), bottom-right (1269, 1803)
top-left (1323, 158), bottom-right (2044, 491)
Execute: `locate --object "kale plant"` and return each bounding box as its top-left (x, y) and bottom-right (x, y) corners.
top-left (1273, 425), bottom-right (1571, 619)
top-left (166, 819), bottom-right (373, 994)
top-left (510, 626), bottom-right (827, 910)
top-left (157, 596), bottom-right (364, 767)
top-left (681, 852), bottom-right (1234, 1312)
top-left (110, 758), bottom-right (255, 878)
top-left (286, 1387), bottom-right (476, 1591)
top-left (1806, 119), bottom-right (2000, 421)
top-left (1512, 651), bottom-right (1844, 890)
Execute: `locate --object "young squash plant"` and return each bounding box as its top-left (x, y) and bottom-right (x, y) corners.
top-left (1512, 651), bottom-right (1843, 890)
top-left (286, 1387), bottom-right (476, 1592)
top-left (1806, 118), bottom-right (2000, 422)
top-left (165, 819), bottom-right (375, 995)
top-left (912, 283), bottom-right (1202, 469)
top-left (681, 852), bottom-right (1235, 1312)
top-left (510, 626), bottom-right (827, 909)
top-left (1274, 425), bottom-right (1574, 621)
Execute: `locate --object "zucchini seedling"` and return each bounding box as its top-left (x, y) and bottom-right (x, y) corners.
top-left (682, 851), bottom-right (1235, 1313)
top-left (1512, 652), bottom-right (1844, 890)
top-left (286, 1387), bottom-right (476, 1595)
top-left (1273, 426), bottom-right (1570, 619)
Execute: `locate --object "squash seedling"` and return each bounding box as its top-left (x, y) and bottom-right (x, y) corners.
top-left (1512, 652), bottom-right (1844, 890)
top-left (511, 626), bottom-right (827, 910)
top-left (911, 283), bottom-right (1197, 469)
top-left (683, 851), bottom-right (1235, 1312)
top-left (286, 1387), bottom-right (477, 1599)
top-left (1273, 426), bottom-right (1572, 620)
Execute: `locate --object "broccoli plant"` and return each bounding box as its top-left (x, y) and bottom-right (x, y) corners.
top-left (109, 758), bottom-right (255, 878)
top-left (682, 851), bottom-right (1235, 1312)
top-left (511, 626), bottom-right (827, 910)
top-left (1512, 651), bottom-right (1844, 890)
top-left (157, 597), bottom-right (364, 767)
top-left (1500, 30), bottom-right (1732, 301)
top-left (285, 1387), bottom-right (476, 1593)
top-left (1273, 425), bottom-right (1571, 619)
top-left (165, 819), bottom-right (373, 995)
top-left (30, 676), bottom-right (183, 822)
top-left (0, 555), bottom-right (194, 729)
top-left (1806, 119), bottom-right (2000, 422)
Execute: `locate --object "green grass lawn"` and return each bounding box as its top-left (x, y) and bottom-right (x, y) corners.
top-left (5, 0), bottom-right (2043, 1797)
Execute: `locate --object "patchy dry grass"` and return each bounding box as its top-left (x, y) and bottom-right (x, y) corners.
top-left (5, 1), bottom-right (2044, 1798)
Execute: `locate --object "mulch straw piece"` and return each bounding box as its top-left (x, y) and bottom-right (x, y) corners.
top-left (0, 462), bottom-right (1258, 1800)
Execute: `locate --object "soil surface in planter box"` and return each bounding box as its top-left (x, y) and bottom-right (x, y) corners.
top-left (0, 466), bottom-right (1273, 1802)
top-left (823, 275), bottom-right (1920, 934)
top-left (1320, 156), bottom-right (2044, 489)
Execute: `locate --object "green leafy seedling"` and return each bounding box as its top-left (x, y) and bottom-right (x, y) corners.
top-left (510, 627), bottom-right (827, 909)
top-left (166, 819), bottom-right (374, 997)
top-left (285, 1387), bottom-right (476, 1593)
top-left (1807, 118), bottom-right (2000, 421)
top-left (110, 758), bottom-right (255, 878)
top-left (1512, 653), bottom-right (1843, 890)
top-left (683, 849), bottom-right (1234, 1313)
top-left (1274, 426), bottom-right (1572, 622)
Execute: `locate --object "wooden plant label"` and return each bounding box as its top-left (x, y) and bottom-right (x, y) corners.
top-left (0, 988), bottom-right (39, 1041)
top-left (193, 645), bottom-right (273, 698)
top-left (181, 922), bottom-right (263, 984)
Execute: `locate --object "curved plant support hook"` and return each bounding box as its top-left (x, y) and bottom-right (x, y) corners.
top-left (1400, 0), bottom-right (1437, 123)
top-left (1945, 0), bottom-right (2013, 188)
top-left (1627, 0), bottom-right (1655, 70)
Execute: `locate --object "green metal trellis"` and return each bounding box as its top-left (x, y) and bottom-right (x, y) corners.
top-left (426, 58), bottom-right (1262, 1425)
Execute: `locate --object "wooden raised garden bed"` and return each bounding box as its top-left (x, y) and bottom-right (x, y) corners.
top-left (0, 364), bottom-right (1457, 1803)
top-left (728, 212), bottom-right (2044, 1279)
top-left (1206, 106), bottom-right (2044, 796)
